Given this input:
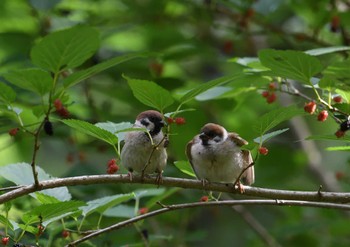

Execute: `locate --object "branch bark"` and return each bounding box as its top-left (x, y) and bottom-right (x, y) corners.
top-left (1, 174), bottom-right (350, 204)
top-left (66, 199), bottom-right (350, 246)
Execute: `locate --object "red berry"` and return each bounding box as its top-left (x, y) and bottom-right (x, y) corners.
top-left (261, 91), bottom-right (269, 98)
top-left (317, 110), bottom-right (328, 122)
top-left (167, 117), bottom-right (174, 124)
top-left (107, 159), bottom-right (117, 167)
top-left (149, 62), bottom-right (163, 77)
top-left (36, 225), bottom-right (44, 236)
top-left (8, 128), bottom-right (19, 137)
top-left (54, 99), bottom-right (63, 111)
top-left (107, 164), bottom-right (119, 174)
top-left (62, 230), bottom-right (70, 238)
top-left (200, 196), bottom-right (209, 202)
top-left (268, 82), bottom-right (276, 90)
top-left (335, 130), bottom-right (345, 138)
top-left (266, 92), bottom-right (277, 104)
top-left (259, 147), bottom-right (269, 155)
top-left (304, 101), bottom-right (317, 114)
top-left (175, 117), bottom-right (186, 125)
top-left (333, 95), bottom-right (342, 103)
top-left (139, 207), bottom-right (149, 215)
top-left (331, 15), bottom-right (340, 32)
top-left (1, 237), bottom-right (9, 245)
top-left (56, 107), bottom-right (70, 118)
top-left (335, 171), bottom-right (345, 181)
top-left (222, 40), bottom-right (234, 55)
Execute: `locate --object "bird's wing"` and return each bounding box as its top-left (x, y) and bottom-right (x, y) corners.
top-left (228, 133), bottom-right (254, 185)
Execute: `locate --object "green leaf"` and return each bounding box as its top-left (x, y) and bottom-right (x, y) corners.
top-left (22, 201), bottom-right (85, 225)
top-left (35, 193), bottom-right (61, 204)
top-left (63, 52), bottom-right (149, 88)
top-left (195, 86), bottom-right (232, 101)
top-left (0, 82), bottom-right (16, 103)
top-left (305, 46), bottom-right (350, 56)
top-left (258, 49), bottom-right (323, 83)
top-left (179, 75), bottom-right (237, 105)
top-left (31, 25), bottom-right (99, 73)
top-left (323, 59), bottom-right (350, 79)
top-left (0, 215), bottom-right (14, 231)
top-left (0, 163), bottom-right (71, 201)
top-left (254, 105), bottom-right (305, 135)
top-left (103, 205), bottom-right (135, 218)
top-left (80, 193), bottom-right (135, 217)
top-left (326, 146), bottom-right (350, 151)
top-left (134, 188), bottom-right (166, 199)
top-left (4, 69), bottom-right (52, 95)
top-left (254, 128), bottom-right (289, 144)
top-left (61, 119), bottom-right (118, 145)
top-left (124, 75), bottom-right (174, 111)
top-left (95, 121), bottom-right (133, 143)
top-left (145, 188), bottom-right (179, 209)
top-left (318, 76), bottom-right (336, 89)
top-left (174, 160), bottom-right (196, 178)
top-left (306, 135), bottom-right (350, 141)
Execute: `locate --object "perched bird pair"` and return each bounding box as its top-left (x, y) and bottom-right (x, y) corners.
top-left (121, 110), bottom-right (254, 189)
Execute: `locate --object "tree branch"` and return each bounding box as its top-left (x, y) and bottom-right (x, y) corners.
top-left (66, 199), bottom-right (350, 246)
top-left (1, 175), bottom-right (350, 204)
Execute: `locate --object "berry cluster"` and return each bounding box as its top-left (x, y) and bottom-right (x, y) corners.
top-left (54, 99), bottom-right (70, 118)
top-left (106, 159), bottom-right (119, 174)
top-left (167, 117), bottom-right (186, 125)
top-left (261, 82), bottom-right (277, 104)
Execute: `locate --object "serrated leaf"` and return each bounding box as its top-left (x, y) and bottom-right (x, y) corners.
top-left (164, 108), bottom-right (196, 118)
top-left (63, 52), bottom-right (149, 88)
top-left (254, 105), bottom-right (305, 135)
top-left (134, 188), bottom-right (166, 199)
top-left (0, 215), bottom-right (14, 231)
top-left (306, 135), bottom-right (350, 141)
top-left (4, 69), bottom-right (52, 95)
top-left (326, 146), bottom-right (350, 151)
top-left (35, 193), bottom-right (61, 204)
top-left (31, 25), bottom-right (99, 73)
top-left (305, 46), bottom-right (350, 56)
top-left (180, 75), bottom-right (237, 105)
top-left (174, 160), bottom-right (196, 178)
top-left (254, 128), bottom-right (289, 144)
top-left (0, 82), bottom-right (16, 103)
top-left (124, 75), bottom-right (174, 111)
top-left (258, 49), bottom-right (323, 83)
top-left (22, 201), bottom-right (85, 225)
top-left (103, 205), bottom-right (135, 218)
top-left (95, 121), bottom-right (133, 143)
top-left (318, 76), bottom-right (336, 89)
top-left (61, 119), bottom-right (118, 145)
top-left (17, 224), bottom-right (37, 234)
top-left (0, 163), bottom-right (71, 201)
top-left (195, 86), bottom-right (232, 101)
top-left (80, 193), bottom-right (135, 217)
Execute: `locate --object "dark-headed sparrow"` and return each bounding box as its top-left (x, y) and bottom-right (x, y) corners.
top-left (186, 123), bottom-right (254, 191)
top-left (121, 110), bottom-right (167, 182)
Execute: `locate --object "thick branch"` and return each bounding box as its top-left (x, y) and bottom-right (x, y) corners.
top-left (67, 199), bottom-right (350, 246)
top-left (1, 175), bottom-right (350, 204)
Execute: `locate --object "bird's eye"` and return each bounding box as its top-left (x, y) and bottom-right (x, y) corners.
top-left (141, 119), bottom-right (149, 126)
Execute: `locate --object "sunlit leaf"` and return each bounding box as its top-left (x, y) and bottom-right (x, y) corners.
top-left (305, 46), bottom-right (350, 56)
top-left (31, 25), bottom-right (99, 73)
top-left (63, 52), bottom-right (150, 88)
top-left (0, 82), bottom-right (16, 103)
top-left (0, 163), bottom-right (71, 201)
top-left (61, 119), bottom-right (118, 145)
top-left (4, 68), bottom-right (52, 95)
top-left (22, 201), bottom-right (85, 224)
top-left (259, 49), bottom-right (323, 83)
top-left (80, 193), bottom-right (135, 217)
top-left (254, 128), bottom-right (289, 144)
top-left (174, 160), bottom-right (196, 178)
top-left (326, 146), bottom-right (350, 151)
top-left (254, 105), bottom-right (305, 135)
top-left (306, 135), bottom-right (350, 141)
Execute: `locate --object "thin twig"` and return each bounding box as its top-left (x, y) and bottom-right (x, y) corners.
top-left (1, 175), bottom-right (350, 204)
top-left (66, 199), bottom-right (350, 246)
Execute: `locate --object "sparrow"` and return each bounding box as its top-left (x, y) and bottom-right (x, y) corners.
top-left (121, 110), bottom-right (168, 182)
top-left (186, 123), bottom-right (254, 192)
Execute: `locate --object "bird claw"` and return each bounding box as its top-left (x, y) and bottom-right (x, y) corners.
top-left (155, 172), bottom-right (163, 187)
top-left (127, 171), bottom-right (133, 182)
top-left (235, 181), bottom-right (245, 194)
top-left (201, 179), bottom-right (210, 187)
